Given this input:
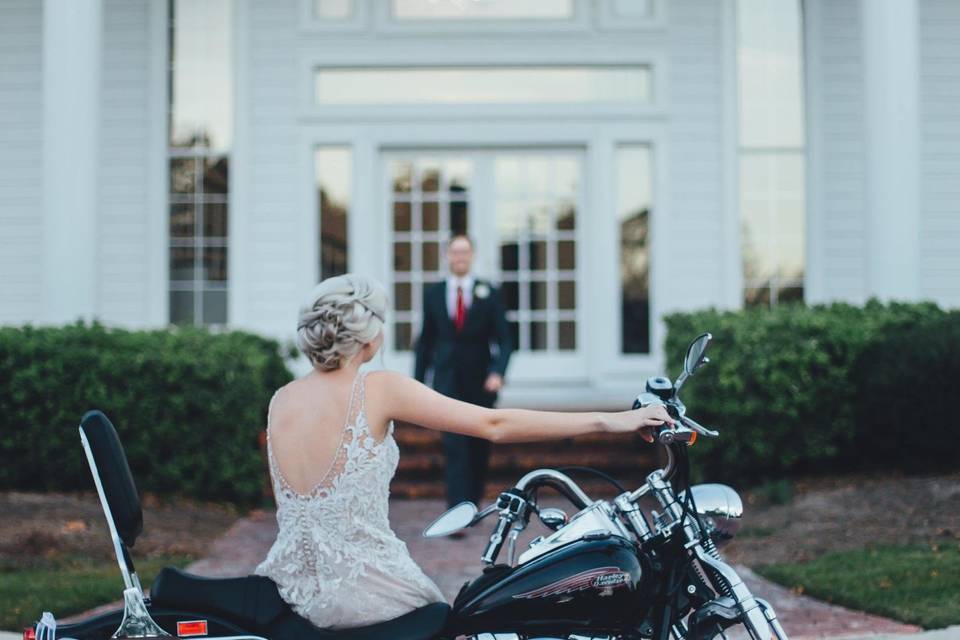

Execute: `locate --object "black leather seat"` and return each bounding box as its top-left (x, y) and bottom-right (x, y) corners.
top-left (151, 567), bottom-right (451, 640)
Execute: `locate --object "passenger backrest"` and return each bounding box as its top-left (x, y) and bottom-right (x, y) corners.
top-left (79, 410), bottom-right (143, 549)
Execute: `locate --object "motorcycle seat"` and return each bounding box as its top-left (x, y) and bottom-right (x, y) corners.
top-left (151, 566), bottom-right (451, 640)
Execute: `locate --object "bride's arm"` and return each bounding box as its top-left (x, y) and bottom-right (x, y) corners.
top-left (366, 370), bottom-right (671, 444)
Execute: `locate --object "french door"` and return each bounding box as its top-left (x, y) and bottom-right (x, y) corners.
top-left (383, 148), bottom-right (585, 376)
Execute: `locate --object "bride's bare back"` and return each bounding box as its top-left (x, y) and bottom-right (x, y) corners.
top-left (267, 369), bottom-right (386, 496)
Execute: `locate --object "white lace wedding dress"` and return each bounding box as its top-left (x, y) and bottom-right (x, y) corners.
top-left (254, 370), bottom-right (445, 628)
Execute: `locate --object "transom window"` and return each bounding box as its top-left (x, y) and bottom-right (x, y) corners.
top-left (314, 66), bottom-right (652, 106)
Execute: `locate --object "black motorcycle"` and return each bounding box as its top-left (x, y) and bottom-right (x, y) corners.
top-left (26, 333), bottom-right (789, 640)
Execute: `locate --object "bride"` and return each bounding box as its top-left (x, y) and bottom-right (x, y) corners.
top-left (254, 274), bottom-right (673, 629)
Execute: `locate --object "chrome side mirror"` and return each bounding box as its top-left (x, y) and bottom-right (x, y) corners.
top-left (684, 332), bottom-right (712, 377)
top-left (423, 501), bottom-right (477, 538)
top-left (687, 483), bottom-right (743, 547)
top-left (538, 507), bottom-right (569, 531)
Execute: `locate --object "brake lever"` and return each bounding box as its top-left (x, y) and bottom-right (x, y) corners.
top-left (681, 415), bottom-right (719, 438)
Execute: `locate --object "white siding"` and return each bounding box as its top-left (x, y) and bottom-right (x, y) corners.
top-left (97, 0), bottom-right (158, 325)
top-left (664, 0), bottom-right (731, 310)
top-left (804, 0), bottom-right (868, 304)
top-left (0, 0), bottom-right (43, 323)
top-left (919, 0), bottom-right (960, 307)
top-left (236, 0), bottom-right (302, 335)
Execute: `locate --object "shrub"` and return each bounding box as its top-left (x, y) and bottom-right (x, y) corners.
top-left (0, 322), bottom-right (293, 504)
top-left (663, 300), bottom-right (950, 483)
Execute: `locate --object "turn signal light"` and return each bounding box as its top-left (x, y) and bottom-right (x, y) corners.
top-left (22, 628), bottom-right (36, 640)
top-left (687, 431), bottom-right (698, 446)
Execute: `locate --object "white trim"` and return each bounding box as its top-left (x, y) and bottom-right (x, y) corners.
top-left (147, 0), bottom-right (170, 326)
top-left (719, 0), bottom-right (742, 310)
top-left (298, 46), bottom-right (667, 121)
top-left (801, 0), bottom-right (824, 303)
top-left (229, 0), bottom-right (250, 327)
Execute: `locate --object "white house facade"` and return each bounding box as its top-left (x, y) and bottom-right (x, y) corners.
top-left (1, 0), bottom-right (958, 408)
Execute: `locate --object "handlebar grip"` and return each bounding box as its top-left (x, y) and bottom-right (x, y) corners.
top-left (481, 515), bottom-right (512, 565)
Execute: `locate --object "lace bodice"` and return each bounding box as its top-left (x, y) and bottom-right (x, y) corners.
top-left (254, 370), bottom-right (444, 629)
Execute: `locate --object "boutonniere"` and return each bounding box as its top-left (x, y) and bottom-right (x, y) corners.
top-left (474, 283), bottom-right (490, 299)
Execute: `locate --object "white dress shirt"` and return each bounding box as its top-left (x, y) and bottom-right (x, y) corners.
top-left (446, 274), bottom-right (474, 319)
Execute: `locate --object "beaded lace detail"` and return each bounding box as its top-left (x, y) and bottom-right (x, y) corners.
top-left (254, 370), bottom-right (444, 628)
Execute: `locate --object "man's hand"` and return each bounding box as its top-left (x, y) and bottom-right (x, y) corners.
top-left (484, 373), bottom-right (503, 393)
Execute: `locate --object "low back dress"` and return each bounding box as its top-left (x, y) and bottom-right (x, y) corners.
top-left (254, 369), bottom-right (445, 628)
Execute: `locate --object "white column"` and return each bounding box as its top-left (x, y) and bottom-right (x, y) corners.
top-left (41, 0), bottom-right (102, 323)
top-left (861, 0), bottom-right (921, 301)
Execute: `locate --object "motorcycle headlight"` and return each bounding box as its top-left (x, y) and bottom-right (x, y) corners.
top-left (687, 484), bottom-right (743, 547)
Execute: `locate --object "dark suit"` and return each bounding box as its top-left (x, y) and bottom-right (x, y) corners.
top-left (414, 279), bottom-right (513, 506)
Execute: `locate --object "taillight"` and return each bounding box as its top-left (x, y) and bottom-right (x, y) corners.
top-left (22, 628), bottom-right (36, 640)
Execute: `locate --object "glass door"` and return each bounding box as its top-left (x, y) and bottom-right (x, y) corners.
top-left (384, 148), bottom-right (584, 374)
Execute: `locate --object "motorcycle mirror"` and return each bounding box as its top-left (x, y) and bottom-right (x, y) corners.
top-left (423, 501), bottom-right (478, 538)
top-left (683, 333), bottom-right (712, 377)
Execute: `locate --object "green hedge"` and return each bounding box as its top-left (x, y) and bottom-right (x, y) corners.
top-left (663, 300), bottom-right (956, 482)
top-left (0, 323), bottom-right (293, 504)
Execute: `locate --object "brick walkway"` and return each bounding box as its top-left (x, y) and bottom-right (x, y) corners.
top-left (185, 499), bottom-right (920, 639)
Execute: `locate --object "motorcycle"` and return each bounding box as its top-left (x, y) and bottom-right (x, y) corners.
top-left (25, 333), bottom-right (789, 640)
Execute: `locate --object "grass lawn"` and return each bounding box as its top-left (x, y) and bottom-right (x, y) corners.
top-left (758, 544), bottom-right (960, 630)
top-left (0, 555), bottom-right (192, 631)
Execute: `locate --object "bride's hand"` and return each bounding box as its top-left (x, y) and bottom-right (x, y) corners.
top-left (604, 405), bottom-right (675, 442)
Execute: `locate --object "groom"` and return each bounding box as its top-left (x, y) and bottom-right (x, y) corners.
top-left (414, 234), bottom-right (513, 507)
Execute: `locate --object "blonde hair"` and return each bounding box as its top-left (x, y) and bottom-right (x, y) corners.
top-left (297, 274), bottom-right (388, 371)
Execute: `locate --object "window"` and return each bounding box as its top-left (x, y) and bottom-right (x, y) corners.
top-left (313, 0), bottom-right (353, 19)
top-left (391, 0), bottom-right (573, 20)
top-left (168, 0), bottom-right (232, 325)
top-left (314, 66), bottom-right (652, 106)
top-left (316, 147), bottom-right (351, 280)
top-left (496, 153), bottom-right (579, 352)
top-left (738, 0), bottom-right (805, 307)
top-left (618, 145), bottom-right (653, 354)
top-left (390, 157), bottom-right (472, 350)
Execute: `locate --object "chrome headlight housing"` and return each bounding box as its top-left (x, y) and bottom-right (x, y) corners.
top-left (686, 483), bottom-right (743, 547)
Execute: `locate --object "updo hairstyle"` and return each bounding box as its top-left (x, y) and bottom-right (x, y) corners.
top-left (297, 274), bottom-right (388, 371)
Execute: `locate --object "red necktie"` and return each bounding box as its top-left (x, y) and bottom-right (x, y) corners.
top-left (454, 285), bottom-right (466, 333)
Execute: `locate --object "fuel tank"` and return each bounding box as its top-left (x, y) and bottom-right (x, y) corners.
top-left (452, 534), bottom-right (653, 636)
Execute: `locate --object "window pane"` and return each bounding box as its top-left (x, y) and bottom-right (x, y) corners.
top-left (203, 202), bottom-right (228, 238)
top-left (619, 145), bottom-right (652, 354)
top-left (558, 320), bottom-right (576, 350)
top-left (529, 322), bottom-right (548, 351)
top-left (394, 242), bottom-right (412, 271)
top-left (317, 147), bottom-right (351, 280)
top-left (422, 201), bottom-right (439, 231)
top-left (170, 247), bottom-right (195, 281)
top-left (169, 0), bottom-right (233, 150)
top-left (422, 242), bottom-right (440, 271)
top-left (170, 158), bottom-right (196, 194)
top-left (202, 289), bottom-right (227, 324)
top-left (394, 202), bottom-right (411, 232)
top-left (611, 0), bottom-right (653, 18)
top-left (558, 280), bottom-right (575, 310)
top-left (315, 67), bottom-right (652, 105)
top-left (170, 290), bottom-right (195, 325)
top-left (170, 204), bottom-right (195, 238)
top-left (314, 0), bottom-right (353, 19)
top-left (394, 322), bottom-right (412, 351)
top-left (738, 0), bottom-right (804, 148)
top-left (202, 157), bottom-right (228, 194)
top-left (202, 247), bottom-right (228, 281)
top-left (392, 0), bottom-right (572, 19)
top-left (394, 282), bottom-right (412, 312)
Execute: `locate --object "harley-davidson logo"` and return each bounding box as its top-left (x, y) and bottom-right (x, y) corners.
top-left (512, 567), bottom-right (632, 599)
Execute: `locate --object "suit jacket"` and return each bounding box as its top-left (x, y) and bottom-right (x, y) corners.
top-left (413, 279), bottom-right (513, 406)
